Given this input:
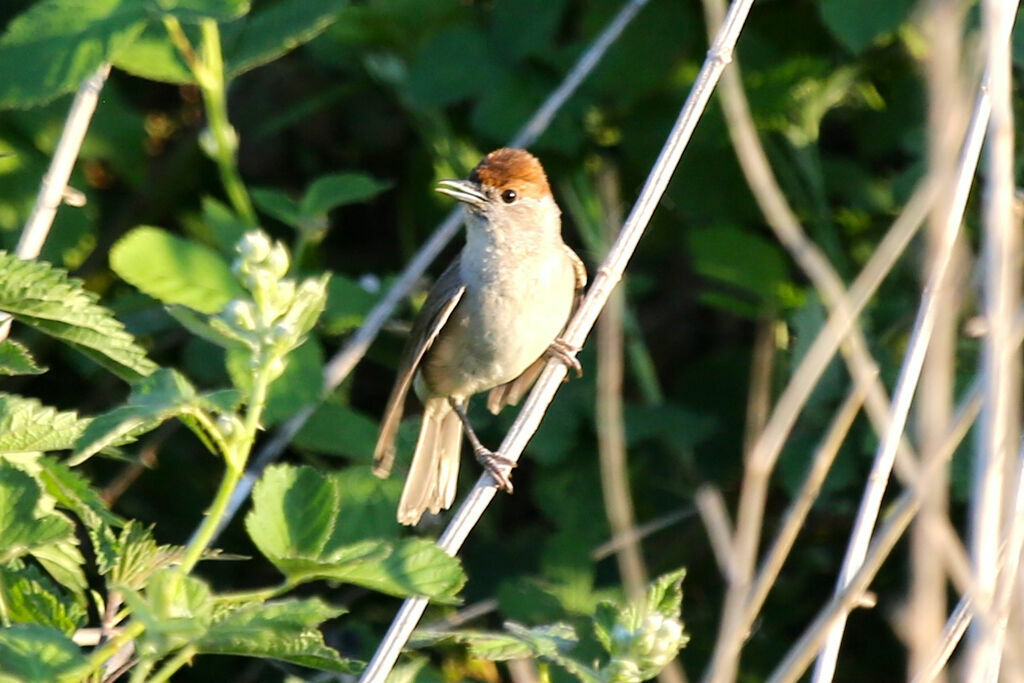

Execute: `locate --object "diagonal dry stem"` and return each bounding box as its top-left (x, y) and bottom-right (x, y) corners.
top-left (358, 0), bottom-right (758, 678)
top-left (0, 63), bottom-right (111, 343)
top-left (190, 0), bottom-right (653, 547)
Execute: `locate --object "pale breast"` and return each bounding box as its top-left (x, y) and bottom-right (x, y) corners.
top-left (419, 246), bottom-right (575, 399)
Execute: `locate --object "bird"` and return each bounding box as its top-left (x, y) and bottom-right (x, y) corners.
top-left (372, 148), bottom-right (587, 526)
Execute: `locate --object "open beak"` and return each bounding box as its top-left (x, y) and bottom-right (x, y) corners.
top-left (435, 179), bottom-right (487, 208)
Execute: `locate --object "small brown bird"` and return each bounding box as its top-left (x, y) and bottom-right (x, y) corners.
top-left (373, 148), bottom-right (586, 525)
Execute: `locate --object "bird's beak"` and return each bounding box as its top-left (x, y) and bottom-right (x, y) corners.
top-left (435, 179), bottom-right (487, 208)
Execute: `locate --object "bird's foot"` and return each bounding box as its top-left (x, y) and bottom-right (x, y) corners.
top-left (546, 337), bottom-right (583, 378)
top-left (473, 447), bottom-right (516, 493)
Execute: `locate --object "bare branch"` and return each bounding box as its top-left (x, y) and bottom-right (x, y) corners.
top-left (359, 0), bottom-right (758, 678)
top-left (0, 63), bottom-right (111, 343)
top-left (194, 0), bottom-right (654, 549)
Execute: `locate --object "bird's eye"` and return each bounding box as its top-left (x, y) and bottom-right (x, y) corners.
top-left (501, 189), bottom-right (518, 204)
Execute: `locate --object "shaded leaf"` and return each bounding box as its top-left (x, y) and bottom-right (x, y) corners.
top-left (0, 624), bottom-right (86, 681)
top-left (300, 173), bottom-right (392, 215)
top-left (110, 226), bottom-right (245, 314)
top-left (293, 400), bottom-right (382, 462)
top-left (322, 274), bottom-right (379, 335)
top-left (0, 252), bottom-right (156, 381)
top-left (0, 394), bottom-right (90, 454)
top-left (71, 368), bottom-right (201, 465)
top-left (0, 340), bottom-right (46, 375)
top-left (0, 462), bottom-right (75, 565)
top-left (819, 0), bottom-right (915, 53)
top-left (251, 188), bottom-right (305, 229)
top-left (224, 0), bottom-right (350, 78)
top-left (198, 599), bottom-right (360, 674)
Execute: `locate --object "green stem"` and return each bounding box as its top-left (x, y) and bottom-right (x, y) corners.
top-left (178, 360), bottom-right (273, 573)
top-left (149, 645), bottom-right (198, 683)
top-left (198, 20), bottom-right (257, 225)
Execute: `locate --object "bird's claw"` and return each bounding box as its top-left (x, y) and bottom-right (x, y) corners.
top-left (547, 338), bottom-right (583, 378)
top-left (474, 448), bottom-right (516, 493)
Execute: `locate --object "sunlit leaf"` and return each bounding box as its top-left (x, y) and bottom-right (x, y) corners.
top-left (0, 339), bottom-right (46, 375)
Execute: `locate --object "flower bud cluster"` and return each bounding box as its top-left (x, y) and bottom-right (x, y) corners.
top-left (603, 612), bottom-right (687, 682)
top-left (215, 231), bottom-right (328, 372)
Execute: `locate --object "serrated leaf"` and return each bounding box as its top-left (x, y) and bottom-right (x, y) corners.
top-left (71, 368), bottom-right (201, 465)
top-left (645, 568), bottom-right (686, 618)
top-left (198, 599), bottom-right (360, 674)
top-left (0, 562), bottom-right (86, 635)
top-left (0, 624), bottom-right (86, 681)
top-left (0, 339), bottom-right (46, 375)
top-left (246, 464), bottom-right (465, 600)
top-left (0, 252), bottom-right (156, 381)
top-left (224, 0), bottom-right (349, 78)
top-left (37, 457), bottom-right (122, 573)
top-left (0, 462), bottom-right (75, 565)
top-left (300, 173), bottom-right (391, 215)
top-left (0, 394), bottom-right (90, 454)
top-left (110, 226), bottom-right (245, 314)
top-left (108, 521), bottom-right (188, 589)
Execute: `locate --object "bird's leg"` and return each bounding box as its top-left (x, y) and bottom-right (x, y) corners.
top-left (448, 398), bottom-right (515, 493)
top-left (546, 337), bottom-right (583, 378)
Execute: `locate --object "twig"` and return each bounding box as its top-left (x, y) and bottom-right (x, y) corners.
top-left (695, 485), bottom-right (737, 583)
top-left (703, 161), bottom-right (934, 683)
top-left (0, 63), bottom-right (111, 343)
top-left (591, 508), bottom-right (695, 560)
top-left (913, 596), bottom-right (973, 683)
top-left (908, 2), bottom-right (967, 676)
top-left (358, 0), bottom-right (758, 679)
top-left (194, 0), bottom-right (653, 548)
top-left (595, 162), bottom-right (648, 601)
top-left (966, 0), bottom-right (1021, 678)
top-left (811, 29), bottom-right (1009, 677)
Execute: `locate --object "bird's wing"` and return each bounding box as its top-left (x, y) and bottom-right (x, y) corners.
top-left (373, 257), bottom-right (466, 477)
top-left (487, 244), bottom-right (587, 414)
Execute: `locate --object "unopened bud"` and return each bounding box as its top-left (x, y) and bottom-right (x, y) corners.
top-left (238, 231), bottom-right (272, 264)
top-left (224, 299), bottom-right (257, 331)
top-left (266, 242), bottom-right (289, 279)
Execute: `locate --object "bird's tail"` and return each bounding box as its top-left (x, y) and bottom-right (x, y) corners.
top-left (397, 398), bottom-right (463, 525)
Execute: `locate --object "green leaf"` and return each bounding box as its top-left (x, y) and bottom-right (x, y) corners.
top-left (406, 24), bottom-right (503, 108)
top-left (0, 624), bottom-right (86, 681)
top-left (261, 338), bottom-right (324, 426)
top-left (246, 464), bottom-right (465, 600)
top-left (819, 0), bottom-right (915, 53)
top-left (322, 274), bottom-right (379, 335)
top-left (31, 541), bottom-right (88, 598)
top-left (645, 568), bottom-right (686, 620)
top-left (0, 0), bottom-right (146, 108)
top-left (108, 521), bottom-right (187, 589)
top-left (0, 394), bottom-right (90, 454)
top-left (201, 197), bottom-right (249, 254)
top-left (157, 0), bottom-right (251, 23)
top-left (250, 188), bottom-right (305, 228)
top-left (166, 305), bottom-right (250, 350)
top-left (110, 226), bottom-right (246, 314)
top-left (111, 21), bottom-right (194, 84)
top-left (120, 568), bottom-right (213, 655)
top-left (0, 462), bottom-right (75, 565)
top-left (0, 562), bottom-right (86, 635)
top-left (0, 340), bottom-right (46, 375)
top-left (198, 599), bottom-right (361, 674)
top-left (71, 368), bottom-right (201, 465)
top-left (0, 252), bottom-right (157, 381)
top-left (687, 225), bottom-right (788, 317)
top-left (300, 173), bottom-right (392, 215)
top-left (224, 0), bottom-right (349, 78)
top-left (294, 400), bottom-right (389, 463)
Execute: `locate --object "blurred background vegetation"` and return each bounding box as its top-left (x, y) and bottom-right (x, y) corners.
top-left (0, 0), bottom-right (1015, 680)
